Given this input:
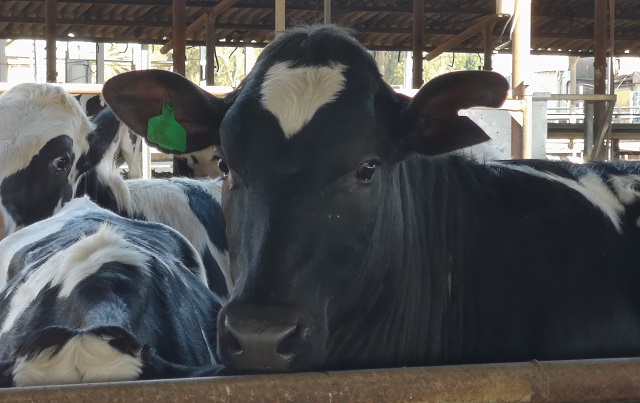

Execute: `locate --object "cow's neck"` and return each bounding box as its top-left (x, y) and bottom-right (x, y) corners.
top-left (73, 160), bottom-right (132, 217)
top-left (328, 154), bottom-right (486, 369)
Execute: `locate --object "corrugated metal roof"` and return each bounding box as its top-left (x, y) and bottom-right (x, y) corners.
top-left (1, 0), bottom-right (638, 56)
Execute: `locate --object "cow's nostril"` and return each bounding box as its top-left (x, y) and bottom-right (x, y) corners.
top-left (223, 316), bottom-right (243, 356)
top-left (218, 305), bottom-right (309, 371)
top-left (276, 321), bottom-right (303, 357)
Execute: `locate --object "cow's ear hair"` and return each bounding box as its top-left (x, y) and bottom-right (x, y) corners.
top-left (398, 71), bottom-right (509, 156)
top-left (102, 69), bottom-right (229, 154)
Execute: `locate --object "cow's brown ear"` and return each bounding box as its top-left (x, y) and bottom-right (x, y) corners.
top-left (102, 69), bottom-right (229, 154)
top-left (399, 71), bottom-right (509, 156)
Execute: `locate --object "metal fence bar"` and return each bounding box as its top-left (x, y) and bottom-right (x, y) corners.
top-left (2, 358), bottom-right (640, 402)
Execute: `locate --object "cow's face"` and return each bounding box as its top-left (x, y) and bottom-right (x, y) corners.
top-left (0, 84), bottom-right (116, 238)
top-left (103, 26), bottom-right (508, 374)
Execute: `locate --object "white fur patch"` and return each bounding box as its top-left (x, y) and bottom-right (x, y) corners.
top-left (12, 332), bottom-right (143, 386)
top-left (0, 223), bottom-right (149, 337)
top-left (0, 197), bottom-right (97, 289)
top-left (489, 163), bottom-right (627, 232)
top-left (126, 177), bottom-right (230, 291)
top-left (0, 83), bottom-right (93, 178)
top-left (260, 62), bottom-right (347, 138)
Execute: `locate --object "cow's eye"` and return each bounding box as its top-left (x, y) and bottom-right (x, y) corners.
top-left (51, 156), bottom-right (70, 173)
top-left (216, 157), bottom-right (230, 176)
top-left (355, 160), bottom-right (378, 183)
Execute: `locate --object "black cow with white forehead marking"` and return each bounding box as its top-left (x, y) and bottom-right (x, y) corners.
top-left (104, 26), bottom-right (640, 374)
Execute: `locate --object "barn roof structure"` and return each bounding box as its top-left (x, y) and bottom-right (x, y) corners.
top-left (1, 0), bottom-right (639, 56)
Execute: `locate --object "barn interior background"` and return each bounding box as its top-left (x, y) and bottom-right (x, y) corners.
top-left (2, 0), bottom-right (640, 401)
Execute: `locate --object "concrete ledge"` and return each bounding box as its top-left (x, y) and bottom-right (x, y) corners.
top-left (2, 358), bottom-right (640, 402)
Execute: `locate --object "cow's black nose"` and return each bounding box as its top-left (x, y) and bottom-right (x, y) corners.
top-left (217, 304), bottom-right (307, 372)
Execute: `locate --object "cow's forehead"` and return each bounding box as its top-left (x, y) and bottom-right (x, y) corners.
top-left (0, 84), bottom-right (92, 174)
top-left (259, 61), bottom-right (347, 139)
top-left (219, 27), bottom-right (387, 180)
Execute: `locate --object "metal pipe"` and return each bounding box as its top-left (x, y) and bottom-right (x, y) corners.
top-left (3, 358), bottom-right (640, 402)
top-left (511, 0), bottom-right (532, 159)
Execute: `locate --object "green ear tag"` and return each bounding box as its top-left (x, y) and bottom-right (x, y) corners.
top-left (147, 102), bottom-right (187, 152)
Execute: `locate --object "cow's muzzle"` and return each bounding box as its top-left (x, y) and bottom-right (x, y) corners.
top-left (217, 303), bottom-right (313, 373)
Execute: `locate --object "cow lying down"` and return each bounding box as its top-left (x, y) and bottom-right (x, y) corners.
top-left (103, 25), bottom-right (640, 376)
top-left (0, 197), bottom-right (223, 387)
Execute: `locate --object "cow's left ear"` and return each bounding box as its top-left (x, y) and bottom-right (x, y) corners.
top-left (398, 71), bottom-right (509, 156)
top-left (103, 69), bottom-right (229, 154)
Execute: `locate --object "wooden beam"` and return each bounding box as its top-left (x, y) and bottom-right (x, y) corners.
top-left (172, 0), bottom-right (186, 76)
top-left (482, 20), bottom-right (496, 70)
top-left (45, 0), bottom-right (57, 83)
top-left (4, 358), bottom-right (640, 401)
top-left (17, 0), bottom-right (496, 15)
top-left (412, 0), bottom-right (424, 89)
top-left (425, 14), bottom-right (503, 61)
top-left (161, 0), bottom-right (239, 54)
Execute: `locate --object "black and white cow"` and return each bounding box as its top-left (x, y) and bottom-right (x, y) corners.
top-left (76, 93), bottom-right (224, 178)
top-left (75, 94), bottom-right (144, 178)
top-left (103, 25), bottom-right (640, 375)
top-left (0, 83), bottom-right (230, 301)
top-left (0, 197), bottom-right (222, 387)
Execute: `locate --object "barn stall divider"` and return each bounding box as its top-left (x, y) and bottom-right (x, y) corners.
top-left (1, 358), bottom-right (640, 402)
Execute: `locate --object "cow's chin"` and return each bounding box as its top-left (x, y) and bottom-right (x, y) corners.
top-left (222, 348), bottom-right (329, 375)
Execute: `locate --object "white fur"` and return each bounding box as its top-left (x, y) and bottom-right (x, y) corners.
top-left (0, 222), bottom-right (149, 337)
top-left (0, 197), bottom-right (98, 289)
top-left (118, 126), bottom-right (143, 178)
top-left (455, 142), bottom-right (507, 161)
top-left (178, 146), bottom-right (220, 178)
top-left (488, 163), bottom-right (627, 232)
top-left (0, 83), bottom-right (93, 178)
top-left (609, 174), bottom-right (640, 205)
top-left (12, 332), bottom-right (143, 386)
top-left (126, 177), bottom-right (230, 290)
top-left (260, 62), bottom-right (347, 138)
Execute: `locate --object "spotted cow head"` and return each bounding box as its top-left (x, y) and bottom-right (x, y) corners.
top-left (0, 84), bottom-right (120, 239)
top-left (103, 26), bottom-right (509, 373)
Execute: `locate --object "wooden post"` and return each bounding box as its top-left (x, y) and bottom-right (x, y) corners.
top-left (412, 0), bottom-right (424, 89)
top-left (206, 11), bottom-right (217, 86)
top-left (45, 0), bottom-right (57, 83)
top-left (511, 0), bottom-right (531, 158)
top-left (172, 0), bottom-right (186, 76)
top-left (483, 21), bottom-right (495, 71)
top-left (324, 0), bottom-right (332, 24)
top-left (161, 0), bottom-right (239, 54)
top-left (275, 0), bottom-right (286, 38)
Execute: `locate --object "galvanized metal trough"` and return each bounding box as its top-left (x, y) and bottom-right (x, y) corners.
top-left (1, 358), bottom-right (640, 402)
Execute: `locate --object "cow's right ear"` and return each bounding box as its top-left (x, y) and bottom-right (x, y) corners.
top-left (397, 71), bottom-right (509, 156)
top-left (102, 70), bottom-right (229, 154)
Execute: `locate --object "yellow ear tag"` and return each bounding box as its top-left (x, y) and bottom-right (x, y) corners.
top-left (147, 102), bottom-right (187, 152)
